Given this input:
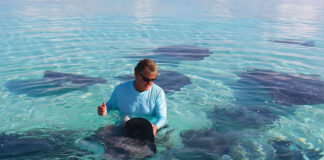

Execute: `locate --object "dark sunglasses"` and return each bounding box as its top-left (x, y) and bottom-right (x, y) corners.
top-left (139, 72), bottom-right (156, 82)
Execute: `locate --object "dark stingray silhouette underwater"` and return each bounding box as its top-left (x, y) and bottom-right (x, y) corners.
top-left (209, 106), bottom-right (279, 131)
top-left (126, 45), bottom-right (213, 65)
top-left (153, 45), bottom-right (213, 61)
top-left (272, 39), bottom-right (315, 47)
top-left (271, 139), bottom-right (323, 160)
top-left (160, 129), bottom-right (239, 160)
top-left (116, 70), bottom-right (192, 93)
top-left (163, 128), bottom-right (323, 160)
top-left (0, 133), bottom-right (54, 158)
top-left (238, 69), bottom-right (324, 106)
top-left (5, 70), bottom-right (107, 97)
top-left (0, 130), bottom-right (91, 159)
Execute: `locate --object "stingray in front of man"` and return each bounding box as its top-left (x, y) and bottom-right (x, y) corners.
top-left (238, 69), bottom-right (324, 106)
top-left (86, 125), bottom-right (155, 159)
top-left (80, 118), bottom-right (159, 160)
top-left (115, 70), bottom-right (192, 94)
top-left (5, 70), bottom-right (107, 97)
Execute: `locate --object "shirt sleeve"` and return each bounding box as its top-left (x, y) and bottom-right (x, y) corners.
top-left (106, 88), bottom-right (118, 112)
top-left (153, 89), bottom-right (167, 129)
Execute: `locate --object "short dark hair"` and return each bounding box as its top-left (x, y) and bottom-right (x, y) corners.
top-left (134, 59), bottom-right (158, 74)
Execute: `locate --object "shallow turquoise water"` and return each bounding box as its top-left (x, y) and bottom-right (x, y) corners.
top-left (1, 0), bottom-right (324, 159)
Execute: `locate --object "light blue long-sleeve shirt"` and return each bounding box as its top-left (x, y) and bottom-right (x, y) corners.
top-left (106, 80), bottom-right (167, 129)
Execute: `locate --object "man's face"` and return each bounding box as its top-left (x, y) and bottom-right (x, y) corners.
top-left (135, 68), bottom-right (157, 91)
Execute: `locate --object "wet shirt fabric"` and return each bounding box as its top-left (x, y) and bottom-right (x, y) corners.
top-left (106, 80), bottom-right (167, 129)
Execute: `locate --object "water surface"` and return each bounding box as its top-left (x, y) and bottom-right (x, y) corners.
top-left (1, 0), bottom-right (324, 159)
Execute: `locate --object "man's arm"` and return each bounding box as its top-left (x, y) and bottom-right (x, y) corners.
top-left (152, 124), bottom-right (158, 136)
top-left (154, 90), bottom-right (167, 130)
top-left (97, 88), bottom-right (118, 116)
top-left (97, 102), bottom-right (107, 116)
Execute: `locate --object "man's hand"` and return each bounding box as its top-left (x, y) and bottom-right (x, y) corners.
top-left (97, 102), bottom-right (107, 116)
top-left (152, 124), bottom-right (157, 136)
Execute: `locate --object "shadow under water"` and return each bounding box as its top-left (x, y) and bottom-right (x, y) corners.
top-left (126, 45), bottom-right (213, 65)
top-left (5, 70), bottom-right (107, 97)
top-left (271, 39), bottom-right (315, 47)
top-left (160, 128), bottom-right (324, 160)
top-left (158, 129), bottom-right (239, 160)
top-left (0, 130), bottom-right (92, 159)
top-left (152, 45), bottom-right (213, 61)
top-left (209, 106), bottom-right (279, 132)
top-left (115, 70), bottom-right (192, 94)
top-left (237, 69), bottom-right (324, 106)
top-left (271, 139), bottom-right (323, 160)
top-left (181, 68), bottom-right (324, 160)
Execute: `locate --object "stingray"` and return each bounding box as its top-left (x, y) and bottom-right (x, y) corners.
top-left (271, 139), bottom-right (323, 160)
top-left (209, 106), bottom-right (279, 131)
top-left (80, 118), bottom-right (157, 159)
top-left (0, 130), bottom-right (91, 159)
top-left (167, 129), bottom-right (238, 160)
top-left (153, 45), bottom-right (212, 61)
top-left (238, 69), bottom-right (324, 106)
top-left (90, 126), bottom-right (155, 159)
top-left (272, 40), bottom-right (315, 47)
top-left (126, 45), bottom-right (212, 64)
top-left (116, 70), bottom-right (191, 93)
top-left (43, 70), bottom-right (107, 86)
top-left (5, 70), bottom-right (107, 97)
top-left (0, 133), bottom-right (54, 158)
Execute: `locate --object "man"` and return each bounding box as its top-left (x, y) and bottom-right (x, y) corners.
top-left (97, 59), bottom-right (167, 136)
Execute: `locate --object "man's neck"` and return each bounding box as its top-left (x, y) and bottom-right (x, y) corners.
top-left (133, 80), bottom-right (144, 92)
